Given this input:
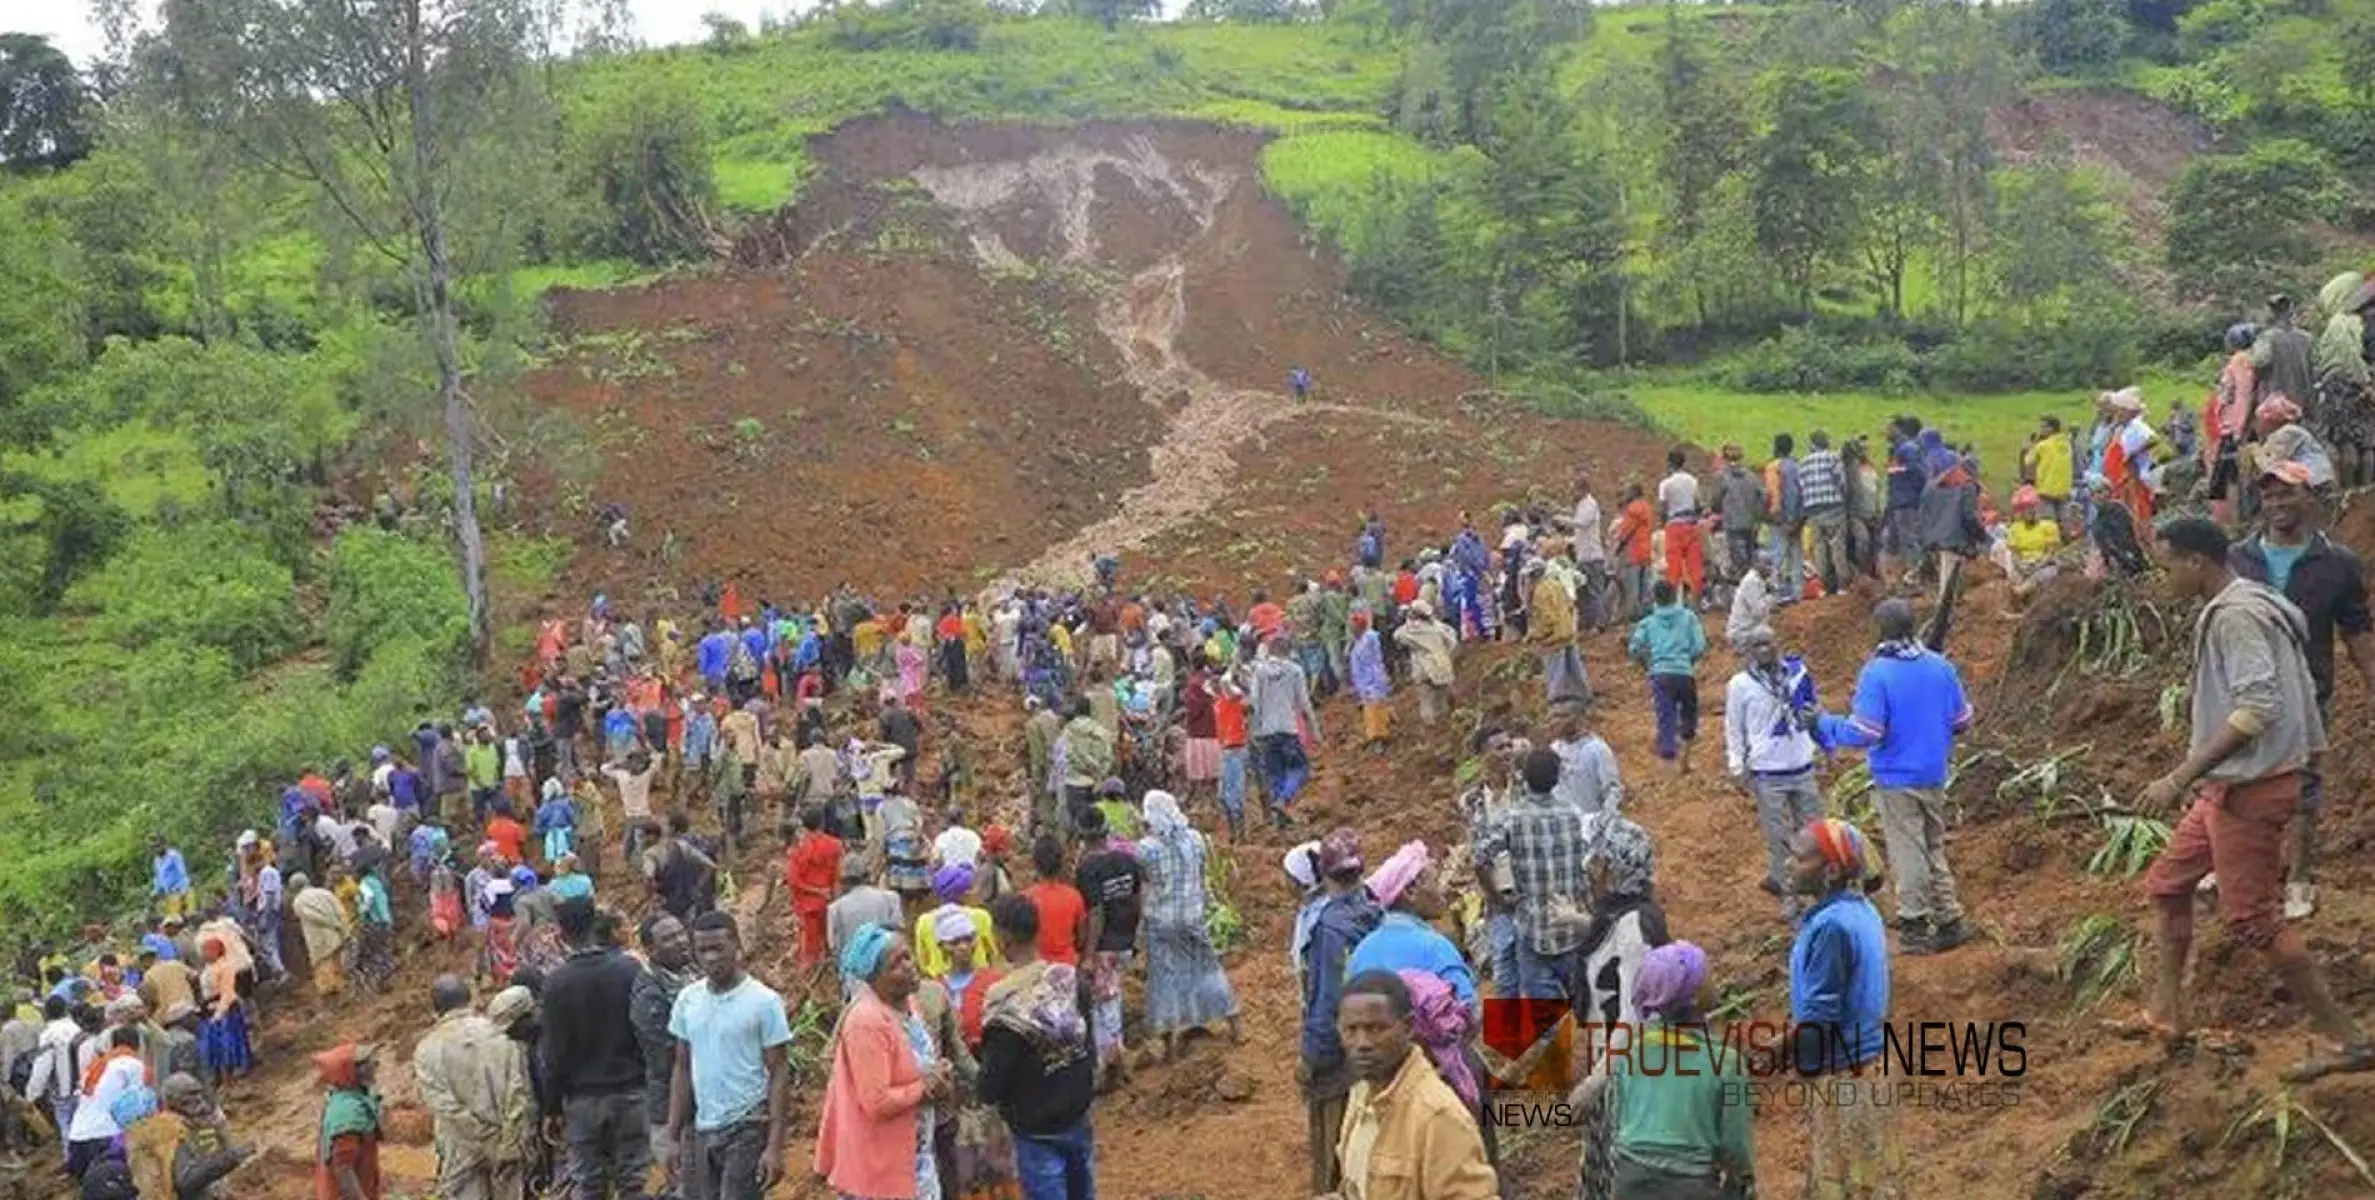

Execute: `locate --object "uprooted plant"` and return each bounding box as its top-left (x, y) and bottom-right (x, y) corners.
top-left (2048, 586), bottom-right (2178, 695)
top-left (2088, 815), bottom-right (2174, 878)
top-left (2221, 1087), bottom-right (2375, 1189)
top-left (2059, 913), bottom-right (2142, 1011)
top-left (2080, 1077), bottom-right (2163, 1158)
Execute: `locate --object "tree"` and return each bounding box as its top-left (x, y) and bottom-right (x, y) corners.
top-left (2165, 139), bottom-right (2342, 307)
top-left (2010, 0), bottom-right (2129, 73)
top-left (1069, 0), bottom-right (1159, 31)
top-left (0, 34), bottom-right (92, 172)
top-left (1990, 159), bottom-right (2128, 318)
top-left (146, 0), bottom-right (558, 667)
top-left (1181, 0), bottom-right (1314, 21)
top-left (1875, 3), bottom-right (2006, 327)
top-left (565, 87), bottom-right (720, 262)
top-left (1750, 66), bottom-right (1879, 313)
top-left (1657, 8), bottom-right (1747, 326)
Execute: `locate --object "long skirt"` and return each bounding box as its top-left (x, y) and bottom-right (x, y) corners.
top-left (482, 917), bottom-right (519, 986)
top-left (352, 922), bottom-right (397, 993)
top-left (1806, 1073), bottom-right (1904, 1199)
top-left (1141, 919), bottom-right (1237, 1034)
top-left (941, 641), bottom-right (970, 692)
top-left (198, 1007), bottom-right (253, 1078)
top-left (1543, 644), bottom-right (1591, 709)
top-left (1087, 950), bottom-right (1130, 1065)
top-left (1183, 737), bottom-right (1221, 783)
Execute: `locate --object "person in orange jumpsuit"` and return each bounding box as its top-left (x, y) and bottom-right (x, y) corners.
top-left (786, 806), bottom-right (844, 966)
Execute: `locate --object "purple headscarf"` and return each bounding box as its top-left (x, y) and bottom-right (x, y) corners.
top-left (1634, 941), bottom-right (1709, 1021)
top-left (1398, 969), bottom-right (1482, 1111)
top-left (932, 862), bottom-right (976, 903)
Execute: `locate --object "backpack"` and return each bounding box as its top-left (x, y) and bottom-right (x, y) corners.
top-left (7, 1044), bottom-right (35, 1095)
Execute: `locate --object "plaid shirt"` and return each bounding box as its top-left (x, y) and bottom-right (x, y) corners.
top-left (1476, 788), bottom-right (1593, 955)
top-left (1798, 449), bottom-right (1848, 512)
top-left (1139, 831), bottom-right (1209, 929)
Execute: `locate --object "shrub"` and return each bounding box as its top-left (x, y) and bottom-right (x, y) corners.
top-left (70, 523), bottom-right (298, 673)
top-left (564, 89), bottom-right (721, 266)
top-left (323, 528), bottom-right (468, 678)
top-left (828, 0), bottom-right (990, 52)
top-left (1719, 326), bottom-right (1921, 395)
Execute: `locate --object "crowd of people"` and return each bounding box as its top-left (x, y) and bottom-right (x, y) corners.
top-left (7, 272), bottom-right (2375, 1200)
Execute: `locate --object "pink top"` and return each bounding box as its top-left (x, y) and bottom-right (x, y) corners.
top-left (814, 991), bottom-right (928, 1199)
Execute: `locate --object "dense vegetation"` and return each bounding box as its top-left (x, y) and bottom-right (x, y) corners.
top-left (0, 0), bottom-right (2369, 932)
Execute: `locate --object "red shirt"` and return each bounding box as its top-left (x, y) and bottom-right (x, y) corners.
top-left (1248, 602), bottom-right (1286, 642)
top-left (786, 832), bottom-right (843, 914)
top-left (1612, 499), bottom-right (1656, 566)
top-left (485, 817), bottom-right (526, 865)
top-left (1024, 881), bottom-right (1088, 966)
top-left (1392, 572), bottom-right (1419, 605)
top-left (1213, 692), bottom-right (1248, 749)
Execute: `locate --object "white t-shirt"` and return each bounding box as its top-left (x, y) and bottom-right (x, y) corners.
top-left (368, 802), bottom-right (403, 846)
top-left (1570, 496), bottom-right (1606, 563)
top-left (1657, 471), bottom-right (1701, 520)
top-left (66, 1052), bottom-right (145, 1141)
top-left (316, 814), bottom-right (358, 860)
top-left (607, 764), bottom-right (658, 820)
top-left (933, 826), bottom-right (984, 869)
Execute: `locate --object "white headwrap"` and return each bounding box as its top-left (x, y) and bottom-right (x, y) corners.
top-left (930, 904), bottom-right (977, 944)
top-left (1282, 840), bottom-right (1323, 890)
top-left (1142, 790), bottom-right (1188, 839)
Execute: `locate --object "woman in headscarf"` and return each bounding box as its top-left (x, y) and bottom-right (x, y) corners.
top-left (312, 1044), bottom-right (381, 1200)
top-left (879, 785), bottom-right (933, 905)
top-left (1571, 816), bottom-right (1672, 1200)
top-left (532, 778), bottom-right (577, 868)
top-left (1134, 791), bottom-right (1242, 1061)
top-left (126, 1072), bottom-right (248, 1200)
top-left (1394, 968), bottom-right (1500, 1184)
top-left (194, 938), bottom-right (251, 1081)
top-left (915, 910), bottom-right (1017, 1200)
top-left (348, 864), bottom-right (395, 994)
top-left (2316, 270), bottom-right (2375, 486)
top-left (1348, 611), bottom-right (1392, 752)
top-left (479, 867), bottom-right (526, 988)
top-left (1347, 842), bottom-right (1475, 1011)
top-left (2213, 330), bottom-right (2258, 523)
top-left (913, 865), bottom-right (1003, 980)
top-left (510, 868), bottom-right (568, 981)
top-left (1789, 819), bottom-right (1897, 1200)
top-left (1284, 840), bottom-right (1326, 994)
top-left (895, 638), bottom-right (930, 715)
top-left (816, 925), bottom-right (953, 1200)
top-left (1574, 942), bottom-right (1753, 1200)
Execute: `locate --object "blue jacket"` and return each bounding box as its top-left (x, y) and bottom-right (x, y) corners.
top-left (1300, 889), bottom-right (1382, 1070)
top-left (1345, 911), bottom-right (1478, 1017)
top-left (696, 632), bottom-right (734, 681)
top-left (1628, 604), bottom-right (1708, 678)
top-left (1790, 889), bottom-right (1890, 1074)
top-left (1817, 647), bottom-right (1972, 788)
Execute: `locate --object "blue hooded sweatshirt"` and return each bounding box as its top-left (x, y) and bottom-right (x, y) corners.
top-left (1628, 603), bottom-right (1708, 678)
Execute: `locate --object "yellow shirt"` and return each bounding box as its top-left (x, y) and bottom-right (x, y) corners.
top-left (2006, 518), bottom-right (2063, 564)
top-left (2027, 433), bottom-right (2073, 500)
top-left (912, 906), bottom-right (1004, 979)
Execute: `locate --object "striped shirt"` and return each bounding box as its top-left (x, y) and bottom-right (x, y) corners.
top-left (1798, 449), bottom-right (1848, 512)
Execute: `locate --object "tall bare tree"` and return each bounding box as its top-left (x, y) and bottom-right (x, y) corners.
top-left (142, 0), bottom-right (557, 666)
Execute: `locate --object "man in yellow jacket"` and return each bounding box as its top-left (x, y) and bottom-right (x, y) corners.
top-left (1526, 558), bottom-right (1589, 712)
top-left (1327, 971), bottom-right (1500, 1200)
top-left (2024, 416), bottom-right (2075, 531)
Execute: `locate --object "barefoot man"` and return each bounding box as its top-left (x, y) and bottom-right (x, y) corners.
top-left (2141, 517), bottom-right (2375, 1081)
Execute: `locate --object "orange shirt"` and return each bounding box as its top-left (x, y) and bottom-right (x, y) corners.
top-left (1612, 499), bottom-right (1655, 566)
top-left (1024, 881), bottom-right (1087, 966)
top-left (1213, 692), bottom-right (1248, 749)
top-left (787, 832), bottom-right (843, 914)
top-left (485, 817), bottom-right (526, 865)
top-left (1118, 603), bottom-right (1146, 635)
top-left (1248, 602), bottom-right (1286, 642)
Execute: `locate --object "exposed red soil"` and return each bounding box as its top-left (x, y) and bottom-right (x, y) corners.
top-left (1987, 88), bottom-right (2214, 250)
top-left (215, 113), bottom-right (2375, 1200)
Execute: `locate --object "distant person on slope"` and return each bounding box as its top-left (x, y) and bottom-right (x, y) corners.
top-left (1815, 600), bottom-right (1977, 957)
top-left (1289, 366), bottom-right (1312, 403)
top-left (2142, 517), bottom-right (2375, 1084)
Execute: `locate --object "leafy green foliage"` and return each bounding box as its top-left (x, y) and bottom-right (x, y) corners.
top-left (1751, 66), bottom-right (1881, 311)
top-left (565, 87), bottom-right (722, 264)
top-left (828, 0), bottom-right (995, 51)
top-left (325, 529), bottom-right (470, 678)
top-left (68, 523), bottom-right (300, 673)
top-left (2165, 138), bottom-right (2344, 306)
top-left (2009, 0), bottom-right (2133, 74)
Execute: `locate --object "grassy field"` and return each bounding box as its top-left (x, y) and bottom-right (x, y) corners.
top-left (1621, 368), bottom-right (2199, 494)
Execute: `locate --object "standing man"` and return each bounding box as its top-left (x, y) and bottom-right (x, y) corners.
top-left (1392, 602), bottom-right (1457, 727)
top-left (1764, 433), bottom-right (1806, 602)
top-left (666, 912), bottom-right (793, 1200)
top-left (1715, 444), bottom-right (1766, 603)
top-left (977, 896), bottom-right (1099, 1200)
top-left (2026, 417), bottom-right (2074, 532)
top-left (1817, 599), bottom-right (1977, 956)
top-left (1567, 476), bottom-right (1611, 630)
top-left (2256, 293), bottom-right (2317, 413)
top-left (1658, 448), bottom-right (1707, 605)
top-left (151, 837), bottom-right (192, 922)
top-left (413, 974), bottom-right (533, 1200)
top-left (2141, 517), bottom-right (2375, 1082)
top-left (2229, 456), bottom-right (2375, 920)
top-left (1629, 582), bottom-right (1709, 775)
top-left (1473, 750), bottom-right (1591, 998)
top-left (1248, 636), bottom-right (1320, 828)
top-left (1326, 971), bottom-right (1499, 1200)
top-left (1024, 697), bottom-right (1063, 816)
top-left (630, 914), bottom-right (696, 1196)
top-left (1725, 631), bottom-right (1825, 921)
top-left (1527, 559), bottom-right (1588, 713)
top-left (1298, 830), bottom-right (1381, 1199)
top-left (1798, 431), bottom-right (1850, 596)
top-left (540, 897), bottom-right (652, 1200)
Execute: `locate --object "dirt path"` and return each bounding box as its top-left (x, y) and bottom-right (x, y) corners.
top-left (913, 137), bottom-right (1443, 596)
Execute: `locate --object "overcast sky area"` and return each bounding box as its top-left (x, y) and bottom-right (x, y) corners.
top-left (0, 0), bottom-right (823, 67)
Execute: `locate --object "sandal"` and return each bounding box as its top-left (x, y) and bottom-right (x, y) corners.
top-left (2282, 1042), bottom-right (2375, 1084)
